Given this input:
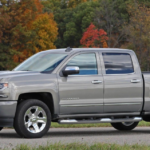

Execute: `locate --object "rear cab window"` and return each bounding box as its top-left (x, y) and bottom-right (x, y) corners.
top-left (102, 53), bottom-right (134, 74)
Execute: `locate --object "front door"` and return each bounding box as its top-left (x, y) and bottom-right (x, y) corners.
top-left (100, 51), bottom-right (143, 113)
top-left (57, 52), bottom-right (104, 115)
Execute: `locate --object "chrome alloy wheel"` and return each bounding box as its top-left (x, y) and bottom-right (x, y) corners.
top-left (24, 106), bottom-right (47, 133)
top-left (122, 122), bottom-right (134, 126)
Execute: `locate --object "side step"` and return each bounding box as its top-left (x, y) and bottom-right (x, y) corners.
top-left (58, 117), bottom-right (142, 124)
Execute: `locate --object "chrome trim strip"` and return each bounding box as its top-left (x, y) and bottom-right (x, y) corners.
top-left (0, 101), bottom-right (17, 105)
top-left (61, 104), bottom-right (103, 107)
top-left (61, 103), bottom-right (141, 107)
top-left (104, 103), bottom-right (141, 106)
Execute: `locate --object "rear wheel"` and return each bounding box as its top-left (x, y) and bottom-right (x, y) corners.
top-left (14, 99), bottom-right (51, 138)
top-left (111, 122), bottom-right (139, 131)
top-left (0, 127), bottom-right (3, 131)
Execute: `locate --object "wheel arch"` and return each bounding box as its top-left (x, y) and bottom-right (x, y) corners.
top-left (17, 92), bottom-right (55, 118)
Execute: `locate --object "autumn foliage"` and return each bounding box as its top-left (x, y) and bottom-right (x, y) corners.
top-left (2, 0), bottom-right (150, 71)
top-left (30, 13), bottom-right (58, 53)
top-left (80, 23), bottom-right (108, 48)
top-left (0, 0), bottom-right (58, 68)
top-left (11, 0), bottom-right (58, 62)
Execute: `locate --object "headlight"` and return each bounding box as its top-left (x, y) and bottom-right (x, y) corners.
top-left (0, 83), bottom-right (8, 89)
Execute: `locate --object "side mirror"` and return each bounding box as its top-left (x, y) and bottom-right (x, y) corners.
top-left (62, 66), bottom-right (79, 76)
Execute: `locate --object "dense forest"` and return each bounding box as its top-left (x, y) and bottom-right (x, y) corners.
top-left (0, 0), bottom-right (150, 70)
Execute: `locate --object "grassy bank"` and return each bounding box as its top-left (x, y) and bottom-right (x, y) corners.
top-left (14, 143), bottom-right (150, 150)
top-left (50, 121), bottom-right (150, 128)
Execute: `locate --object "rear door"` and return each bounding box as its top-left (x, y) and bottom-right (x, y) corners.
top-left (100, 51), bottom-right (143, 113)
top-left (57, 51), bottom-right (104, 115)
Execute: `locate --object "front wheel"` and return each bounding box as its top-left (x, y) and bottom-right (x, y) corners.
top-left (14, 99), bottom-right (51, 138)
top-left (111, 122), bottom-right (139, 131)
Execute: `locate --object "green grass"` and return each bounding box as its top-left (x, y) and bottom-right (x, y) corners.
top-left (139, 121), bottom-right (150, 127)
top-left (13, 143), bottom-right (150, 150)
top-left (50, 121), bottom-right (150, 128)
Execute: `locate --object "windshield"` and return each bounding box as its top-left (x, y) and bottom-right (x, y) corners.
top-left (14, 53), bottom-right (67, 72)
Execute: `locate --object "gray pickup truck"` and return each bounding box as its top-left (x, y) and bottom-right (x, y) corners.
top-left (0, 47), bottom-right (150, 138)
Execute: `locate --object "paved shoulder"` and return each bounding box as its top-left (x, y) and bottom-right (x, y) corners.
top-left (0, 127), bottom-right (150, 149)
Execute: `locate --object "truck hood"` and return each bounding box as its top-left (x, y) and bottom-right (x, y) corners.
top-left (0, 71), bottom-right (42, 81)
top-left (0, 71), bottom-right (39, 76)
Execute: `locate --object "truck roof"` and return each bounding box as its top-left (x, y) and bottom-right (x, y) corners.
top-left (40, 48), bottom-right (133, 54)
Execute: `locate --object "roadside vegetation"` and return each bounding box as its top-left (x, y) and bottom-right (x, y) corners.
top-left (1, 0), bottom-right (150, 71)
top-left (12, 143), bottom-right (150, 150)
top-left (50, 121), bottom-right (150, 128)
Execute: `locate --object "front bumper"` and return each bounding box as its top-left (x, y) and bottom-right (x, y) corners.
top-left (0, 101), bottom-right (17, 127)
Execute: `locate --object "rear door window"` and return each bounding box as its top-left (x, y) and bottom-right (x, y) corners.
top-left (102, 53), bottom-right (134, 74)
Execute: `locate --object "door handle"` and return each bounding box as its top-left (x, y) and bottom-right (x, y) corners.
top-left (92, 80), bottom-right (102, 84)
top-left (131, 79), bottom-right (141, 83)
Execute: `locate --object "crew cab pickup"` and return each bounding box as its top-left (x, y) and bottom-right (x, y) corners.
top-left (0, 48), bottom-right (149, 138)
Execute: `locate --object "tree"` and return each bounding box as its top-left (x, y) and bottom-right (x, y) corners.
top-left (29, 13), bottom-right (58, 53)
top-left (42, 0), bottom-right (67, 13)
top-left (9, 0), bottom-right (43, 62)
top-left (63, 1), bottom-right (99, 48)
top-left (67, 0), bottom-right (88, 8)
top-left (93, 0), bottom-right (128, 48)
top-left (0, 0), bottom-right (58, 69)
top-left (0, 1), bottom-right (19, 70)
top-left (42, 0), bottom-right (92, 12)
top-left (42, 0), bottom-right (98, 48)
top-left (40, 0), bottom-right (150, 50)
top-left (9, 0), bottom-right (58, 63)
top-left (80, 23), bottom-right (108, 47)
top-left (124, 2), bottom-right (150, 71)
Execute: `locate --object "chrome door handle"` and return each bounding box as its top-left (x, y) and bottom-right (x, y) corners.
top-left (92, 80), bottom-right (102, 84)
top-left (131, 79), bottom-right (141, 83)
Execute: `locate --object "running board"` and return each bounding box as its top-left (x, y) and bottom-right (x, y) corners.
top-left (58, 117), bottom-right (142, 124)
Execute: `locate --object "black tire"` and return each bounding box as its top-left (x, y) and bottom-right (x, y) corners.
top-left (111, 122), bottom-right (139, 131)
top-left (14, 99), bottom-right (51, 138)
top-left (14, 117), bottom-right (24, 137)
top-left (0, 127), bottom-right (3, 131)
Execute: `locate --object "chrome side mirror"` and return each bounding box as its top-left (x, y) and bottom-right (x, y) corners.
top-left (62, 66), bottom-right (79, 76)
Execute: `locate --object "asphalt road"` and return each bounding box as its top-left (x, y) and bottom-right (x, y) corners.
top-left (0, 127), bottom-right (150, 149)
